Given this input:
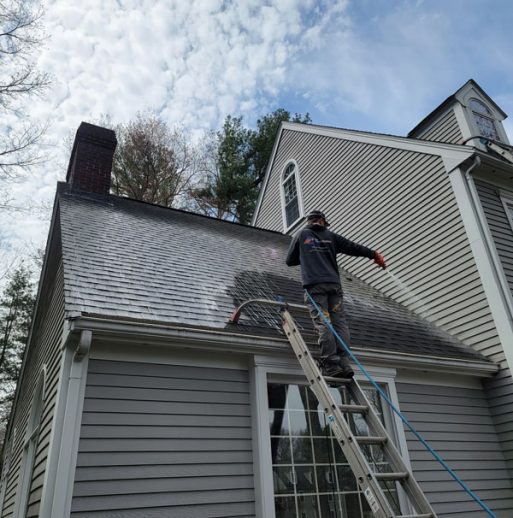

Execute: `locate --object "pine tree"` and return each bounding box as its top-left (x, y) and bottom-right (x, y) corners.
top-left (0, 264), bottom-right (36, 448)
top-left (190, 109), bottom-right (311, 224)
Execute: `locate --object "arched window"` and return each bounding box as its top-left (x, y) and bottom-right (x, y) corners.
top-left (14, 368), bottom-right (46, 518)
top-left (281, 162), bottom-right (303, 230)
top-left (469, 98), bottom-right (500, 141)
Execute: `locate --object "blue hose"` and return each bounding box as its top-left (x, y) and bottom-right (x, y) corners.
top-left (305, 289), bottom-right (497, 518)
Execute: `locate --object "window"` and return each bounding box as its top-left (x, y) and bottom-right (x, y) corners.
top-left (469, 98), bottom-right (500, 141)
top-left (281, 162), bottom-right (303, 229)
top-left (267, 382), bottom-right (401, 518)
top-left (14, 370), bottom-right (45, 517)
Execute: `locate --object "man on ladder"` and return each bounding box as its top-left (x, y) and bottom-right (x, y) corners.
top-left (286, 209), bottom-right (386, 379)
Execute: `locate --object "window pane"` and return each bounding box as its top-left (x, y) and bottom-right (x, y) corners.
top-left (319, 494), bottom-right (340, 517)
top-left (286, 200), bottom-right (299, 226)
top-left (473, 113), bottom-right (500, 140)
top-left (275, 496), bottom-right (296, 517)
top-left (283, 175), bottom-right (297, 204)
top-left (469, 98), bottom-right (491, 115)
top-left (297, 494), bottom-right (319, 518)
top-left (295, 465), bottom-right (316, 493)
top-left (292, 436), bottom-right (313, 464)
top-left (283, 163), bottom-right (295, 181)
top-left (274, 466), bottom-right (295, 494)
top-left (271, 437), bottom-right (292, 464)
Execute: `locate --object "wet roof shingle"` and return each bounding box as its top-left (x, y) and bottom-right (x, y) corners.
top-left (57, 183), bottom-right (485, 362)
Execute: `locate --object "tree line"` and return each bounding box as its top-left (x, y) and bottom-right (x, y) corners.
top-left (107, 109), bottom-right (311, 225)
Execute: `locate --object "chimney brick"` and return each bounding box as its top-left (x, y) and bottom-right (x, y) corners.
top-left (66, 122), bottom-right (117, 196)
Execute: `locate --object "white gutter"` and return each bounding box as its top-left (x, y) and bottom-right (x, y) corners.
top-left (68, 315), bottom-right (497, 377)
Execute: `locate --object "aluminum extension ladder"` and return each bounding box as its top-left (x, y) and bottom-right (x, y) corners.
top-left (230, 300), bottom-right (436, 518)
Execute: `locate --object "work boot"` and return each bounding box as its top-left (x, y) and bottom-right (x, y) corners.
top-left (337, 357), bottom-right (354, 379)
top-left (322, 357), bottom-right (354, 379)
top-left (319, 359), bottom-right (346, 378)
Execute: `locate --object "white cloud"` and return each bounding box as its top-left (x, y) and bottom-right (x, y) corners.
top-left (2, 0), bottom-right (513, 281)
top-left (2, 0), bottom-right (349, 276)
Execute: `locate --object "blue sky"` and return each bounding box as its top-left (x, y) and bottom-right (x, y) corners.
top-left (1, 0), bottom-right (513, 275)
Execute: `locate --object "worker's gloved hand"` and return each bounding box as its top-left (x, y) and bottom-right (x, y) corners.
top-left (374, 251), bottom-right (386, 269)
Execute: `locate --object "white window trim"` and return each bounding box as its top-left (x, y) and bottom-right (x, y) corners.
top-left (250, 355), bottom-right (412, 518)
top-left (13, 366), bottom-right (47, 518)
top-left (280, 160), bottom-right (305, 233)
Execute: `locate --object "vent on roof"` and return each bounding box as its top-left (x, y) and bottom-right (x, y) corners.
top-left (66, 122), bottom-right (117, 196)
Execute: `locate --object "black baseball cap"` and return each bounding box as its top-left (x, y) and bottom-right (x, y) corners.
top-left (307, 210), bottom-right (329, 226)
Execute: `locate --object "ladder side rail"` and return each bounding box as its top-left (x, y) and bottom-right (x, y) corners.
top-left (282, 311), bottom-right (396, 518)
top-left (348, 380), bottom-right (436, 515)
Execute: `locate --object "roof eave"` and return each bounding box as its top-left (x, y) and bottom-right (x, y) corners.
top-left (68, 314), bottom-right (497, 378)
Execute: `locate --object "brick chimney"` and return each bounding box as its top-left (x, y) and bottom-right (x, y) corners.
top-left (66, 122), bottom-right (117, 196)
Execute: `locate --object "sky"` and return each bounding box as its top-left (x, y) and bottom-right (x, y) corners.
top-left (2, 0), bottom-right (513, 279)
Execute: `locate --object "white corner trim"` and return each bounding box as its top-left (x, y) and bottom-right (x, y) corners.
top-left (249, 358), bottom-right (276, 518)
top-left (449, 165), bottom-right (513, 372)
top-left (45, 330), bottom-right (91, 518)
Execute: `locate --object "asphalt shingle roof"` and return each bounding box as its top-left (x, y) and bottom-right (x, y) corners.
top-left (57, 183), bottom-right (485, 362)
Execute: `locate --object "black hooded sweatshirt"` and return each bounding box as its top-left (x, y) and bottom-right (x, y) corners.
top-left (286, 224), bottom-right (375, 287)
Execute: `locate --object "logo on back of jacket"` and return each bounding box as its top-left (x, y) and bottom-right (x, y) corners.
top-left (304, 237), bottom-right (331, 253)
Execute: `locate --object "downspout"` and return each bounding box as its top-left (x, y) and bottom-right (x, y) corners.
top-left (464, 156), bottom-right (513, 323)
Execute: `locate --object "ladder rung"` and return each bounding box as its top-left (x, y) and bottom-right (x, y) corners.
top-left (338, 404), bottom-right (368, 413)
top-left (355, 436), bottom-right (387, 445)
top-left (397, 514), bottom-right (433, 518)
top-left (374, 471), bottom-right (409, 481)
top-left (323, 375), bottom-right (352, 384)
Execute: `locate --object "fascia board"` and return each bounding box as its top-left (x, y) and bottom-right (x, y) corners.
top-left (68, 315), bottom-right (497, 378)
top-left (281, 121), bottom-right (474, 160)
top-left (3, 192), bottom-right (62, 447)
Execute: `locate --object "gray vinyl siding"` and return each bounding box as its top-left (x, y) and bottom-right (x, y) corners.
top-left (473, 179), bottom-right (513, 472)
top-left (414, 109), bottom-right (463, 144)
top-left (396, 381), bottom-right (513, 517)
top-left (255, 129), bottom-right (494, 356)
top-left (1, 234), bottom-right (65, 518)
top-left (71, 359), bottom-right (255, 518)
top-left (475, 180), bottom-right (513, 296)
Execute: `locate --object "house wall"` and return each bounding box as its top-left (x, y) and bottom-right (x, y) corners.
top-left (1, 247), bottom-right (65, 518)
top-left (255, 129), bottom-right (496, 357)
top-left (396, 379), bottom-right (513, 517)
top-left (254, 127), bottom-right (512, 475)
top-left (70, 358), bottom-right (255, 518)
top-left (413, 109), bottom-right (463, 144)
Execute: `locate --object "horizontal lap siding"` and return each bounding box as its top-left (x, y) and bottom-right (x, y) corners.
top-left (255, 130), bottom-right (494, 355)
top-left (474, 180), bottom-right (513, 473)
top-left (1, 257), bottom-right (65, 518)
top-left (396, 382), bottom-right (513, 517)
top-left (71, 359), bottom-right (255, 517)
top-left (416, 109), bottom-right (463, 144)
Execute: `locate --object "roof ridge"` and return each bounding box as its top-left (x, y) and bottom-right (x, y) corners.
top-left (57, 181), bottom-right (287, 238)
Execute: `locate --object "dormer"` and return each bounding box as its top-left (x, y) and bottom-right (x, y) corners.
top-left (408, 79), bottom-right (509, 150)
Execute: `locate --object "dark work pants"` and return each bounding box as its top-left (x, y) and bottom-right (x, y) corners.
top-left (304, 283), bottom-right (351, 364)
